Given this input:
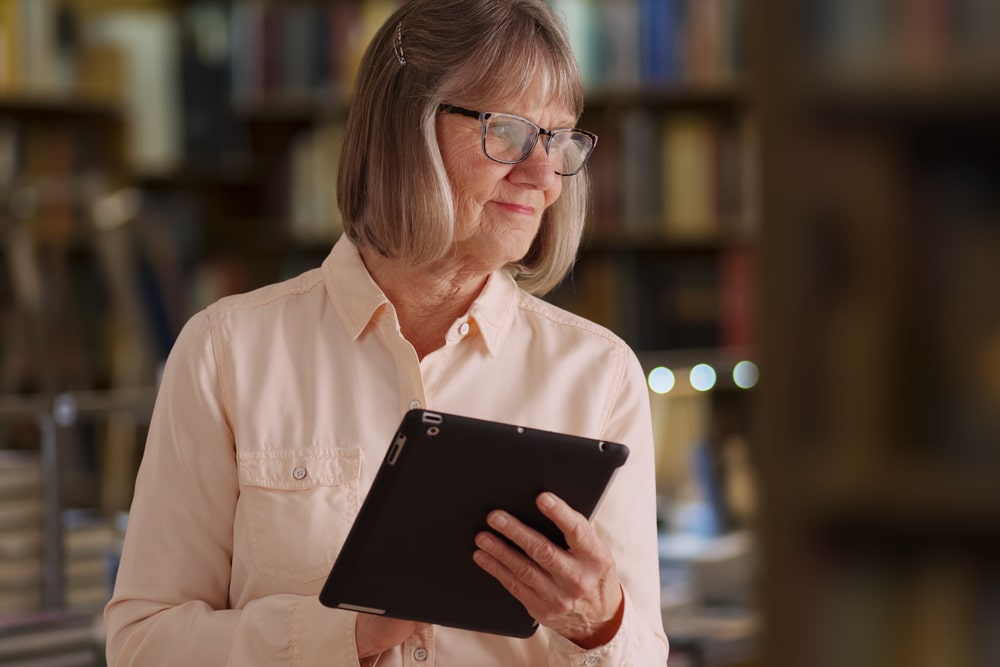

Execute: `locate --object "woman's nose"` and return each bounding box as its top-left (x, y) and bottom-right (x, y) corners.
top-left (510, 140), bottom-right (559, 187)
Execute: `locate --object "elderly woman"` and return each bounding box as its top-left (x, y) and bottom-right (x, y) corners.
top-left (104, 0), bottom-right (668, 665)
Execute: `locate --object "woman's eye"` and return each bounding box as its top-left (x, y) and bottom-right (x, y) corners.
top-left (489, 122), bottom-right (517, 142)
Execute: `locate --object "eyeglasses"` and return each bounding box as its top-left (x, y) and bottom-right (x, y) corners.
top-left (437, 104), bottom-right (597, 176)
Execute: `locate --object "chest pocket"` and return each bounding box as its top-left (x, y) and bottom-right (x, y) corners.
top-left (237, 448), bottom-right (362, 583)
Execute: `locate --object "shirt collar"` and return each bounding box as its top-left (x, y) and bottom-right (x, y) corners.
top-left (322, 235), bottom-right (519, 356)
top-left (322, 236), bottom-right (391, 340)
top-left (467, 269), bottom-right (519, 357)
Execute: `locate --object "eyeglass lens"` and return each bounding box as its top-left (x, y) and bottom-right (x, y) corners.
top-left (483, 114), bottom-right (594, 175)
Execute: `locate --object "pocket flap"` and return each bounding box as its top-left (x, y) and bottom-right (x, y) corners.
top-left (237, 449), bottom-right (361, 490)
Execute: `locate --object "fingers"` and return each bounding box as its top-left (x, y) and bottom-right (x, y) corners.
top-left (491, 508), bottom-right (566, 565)
top-left (484, 494), bottom-right (600, 567)
top-left (535, 492), bottom-right (594, 552)
top-left (471, 495), bottom-right (624, 644)
top-left (472, 494), bottom-right (614, 599)
top-left (472, 531), bottom-right (551, 609)
top-left (472, 506), bottom-right (580, 614)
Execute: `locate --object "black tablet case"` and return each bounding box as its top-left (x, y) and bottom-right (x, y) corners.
top-left (318, 409), bottom-right (629, 638)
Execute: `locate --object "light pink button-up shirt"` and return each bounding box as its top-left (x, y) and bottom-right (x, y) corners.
top-left (105, 236), bottom-right (668, 666)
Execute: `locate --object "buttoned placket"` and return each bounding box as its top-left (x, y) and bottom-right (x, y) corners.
top-left (410, 316), bottom-right (478, 410)
top-left (376, 308), bottom-right (428, 416)
top-left (403, 625), bottom-right (434, 666)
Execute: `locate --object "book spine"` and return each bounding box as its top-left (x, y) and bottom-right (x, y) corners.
top-left (0, 0), bottom-right (22, 90)
top-left (660, 113), bottom-right (719, 240)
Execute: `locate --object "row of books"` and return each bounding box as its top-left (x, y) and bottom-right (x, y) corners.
top-left (1, 456), bottom-right (120, 618)
top-left (0, 104), bottom-right (344, 397)
top-left (223, 0), bottom-right (745, 101)
top-left (0, 0), bottom-right (238, 174)
top-left (0, 0), bottom-right (79, 94)
top-left (551, 0), bottom-right (745, 90)
top-left (805, 550), bottom-right (1000, 666)
top-left (62, 509), bottom-right (121, 614)
top-left (0, 109), bottom-right (164, 391)
top-left (0, 609), bottom-right (102, 666)
top-left (0, 451), bottom-right (111, 663)
top-left (0, 451), bottom-right (42, 615)
top-left (228, 0), bottom-right (399, 103)
top-left (0, 446), bottom-right (127, 616)
top-left (1, 118), bottom-right (104, 395)
top-left (588, 108), bottom-right (757, 242)
top-left (549, 246), bottom-right (755, 352)
top-left (0, 0), bottom-right (185, 174)
top-left (5, 74), bottom-right (752, 311)
top-left (804, 0), bottom-right (1000, 84)
top-left (286, 121), bottom-right (345, 244)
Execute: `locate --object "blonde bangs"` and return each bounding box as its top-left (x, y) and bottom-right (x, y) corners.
top-left (441, 19), bottom-right (583, 119)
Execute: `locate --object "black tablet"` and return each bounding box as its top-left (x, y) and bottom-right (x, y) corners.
top-left (318, 409), bottom-right (629, 638)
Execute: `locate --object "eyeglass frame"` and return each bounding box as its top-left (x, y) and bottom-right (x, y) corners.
top-left (437, 103), bottom-right (598, 176)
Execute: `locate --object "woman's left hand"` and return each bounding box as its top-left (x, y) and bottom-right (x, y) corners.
top-left (473, 492), bottom-right (625, 649)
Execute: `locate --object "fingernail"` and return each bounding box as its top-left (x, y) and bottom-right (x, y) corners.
top-left (489, 511), bottom-right (508, 528)
top-left (539, 493), bottom-right (556, 508)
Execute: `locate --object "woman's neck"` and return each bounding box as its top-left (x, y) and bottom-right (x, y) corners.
top-left (360, 248), bottom-right (490, 359)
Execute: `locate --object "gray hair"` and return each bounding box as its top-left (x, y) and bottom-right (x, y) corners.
top-left (337, 0), bottom-right (589, 296)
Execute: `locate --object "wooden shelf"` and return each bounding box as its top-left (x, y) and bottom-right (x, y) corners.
top-left (584, 82), bottom-right (749, 111)
top-left (203, 231), bottom-right (336, 259)
top-left (132, 164), bottom-right (259, 190)
top-left (804, 80), bottom-right (1000, 127)
top-left (232, 95), bottom-right (351, 124)
top-left (0, 91), bottom-right (121, 119)
top-left (800, 458), bottom-right (1000, 529)
top-left (0, 387), bottom-right (156, 421)
top-left (585, 228), bottom-right (756, 253)
top-left (231, 84), bottom-right (749, 122)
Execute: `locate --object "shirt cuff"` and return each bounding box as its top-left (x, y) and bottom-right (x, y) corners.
top-left (546, 591), bottom-right (638, 666)
top-left (291, 596), bottom-right (365, 667)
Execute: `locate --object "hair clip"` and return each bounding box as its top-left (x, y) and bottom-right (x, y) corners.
top-left (393, 21), bottom-right (406, 66)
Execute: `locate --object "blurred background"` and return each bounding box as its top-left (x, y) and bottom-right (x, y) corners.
top-left (0, 0), bottom-right (997, 665)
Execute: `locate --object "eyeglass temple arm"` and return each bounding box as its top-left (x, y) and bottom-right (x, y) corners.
top-left (437, 104), bottom-right (482, 120)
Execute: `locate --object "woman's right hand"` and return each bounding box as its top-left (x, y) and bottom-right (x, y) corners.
top-left (355, 614), bottom-right (429, 662)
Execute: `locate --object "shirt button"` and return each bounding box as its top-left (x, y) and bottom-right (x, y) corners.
top-left (413, 647), bottom-right (428, 661)
top-left (409, 400), bottom-right (422, 410)
top-left (458, 322), bottom-right (470, 336)
top-left (292, 466), bottom-right (307, 481)
top-left (583, 657), bottom-right (598, 667)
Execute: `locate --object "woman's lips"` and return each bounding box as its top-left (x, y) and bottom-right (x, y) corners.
top-left (493, 201), bottom-right (535, 215)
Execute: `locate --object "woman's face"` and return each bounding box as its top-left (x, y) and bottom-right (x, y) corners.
top-left (436, 79), bottom-right (573, 273)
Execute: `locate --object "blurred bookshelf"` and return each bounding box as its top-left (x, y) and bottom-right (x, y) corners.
top-left (5, 1), bottom-right (999, 665)
top-left (543, 2), bottom-right (761, 666)
top-left (753, 0), bottom-right (1000, 666)
top-left (0, 0), bottom-right (761, 664)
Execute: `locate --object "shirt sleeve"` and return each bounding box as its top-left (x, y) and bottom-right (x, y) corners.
top-left (545, 347), bottom-right (670, 666)
top-left (103, 312), bottom-right (365, 667)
